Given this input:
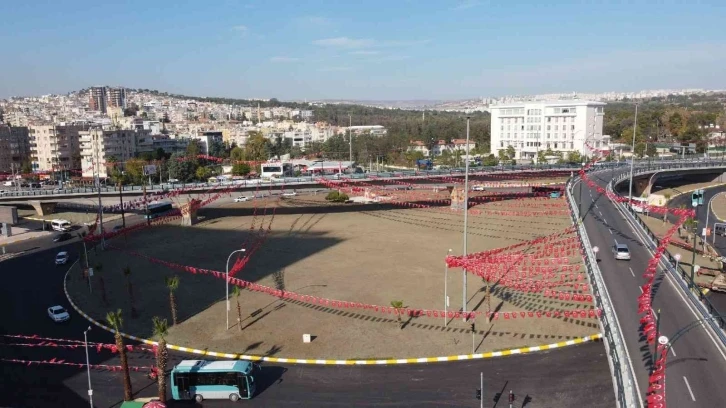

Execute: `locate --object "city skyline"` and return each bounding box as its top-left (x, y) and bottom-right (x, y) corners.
top-left (2, 0), bottom-right (725, 100)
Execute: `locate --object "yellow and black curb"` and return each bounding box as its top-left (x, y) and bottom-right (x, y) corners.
top-left (64, 263), bottom-right (602, 365)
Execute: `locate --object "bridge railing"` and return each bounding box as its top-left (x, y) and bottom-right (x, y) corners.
top-left (0, 165), bottom-right (585, 200)
top-left (566, 175), bottom-right (639, 408)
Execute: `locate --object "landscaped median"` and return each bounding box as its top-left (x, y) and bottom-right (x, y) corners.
top-left (65, 264), bottom-right (602, 364)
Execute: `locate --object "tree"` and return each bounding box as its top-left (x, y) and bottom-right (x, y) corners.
top-left (566, 150), bottom-right (583, 164)
top-left (122, 267), bottom-right (138, 318)
top-left (167, 152), bottom-right (197, 182)
top-left (505, 145), bottom-right (516, 160)
top-left (195, 166), bottom-right (212, 181)
top-left (232, 163), bottom-right (251, 176)
top-left (21, 160), bottom-right (32, 174)
top-left (152, 316), bottom-right (169, 402)
top-left (634, 142), bottom-right (646, 158)
top-left (390, 300), bottom-right (405, 329)
top-left (106, 309), bottom-right (133, 400)
top-left (124, 158), bottom-right (145, 185)
top-left (684, 217), bottom-right (698, 243)
top-left (243, 131), bottom-right (269, 161)
top-left (481, 154), bottom-right (498, 166)
top-left (232, 285), bottom-right (243, 331)
top-left (165, 276), bottom-right (179, 325)
top-left (186, 140), bottom-right (200, 158)
top-left (230, 146), bottom-right (245, 161)
top-left (208, 140), bottom-right (226, 158)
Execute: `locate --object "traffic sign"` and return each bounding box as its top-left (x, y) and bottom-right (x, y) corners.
top-left (658, 336), bottom-right (669, 345)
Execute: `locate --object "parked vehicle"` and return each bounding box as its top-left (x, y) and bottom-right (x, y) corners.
top-left (171, 360), bottom-right (258, 402)
top-left (47, 305), bottom-right (70, 323)
top-left (234, 196), bottom-right (251, 202)
top-left (55, 251), bottom-right (69, 265)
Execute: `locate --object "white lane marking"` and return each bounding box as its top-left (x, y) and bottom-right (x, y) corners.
top-left (683, 376), bottom-right (696, 401)
top-left (639, 286), bottom-right (643, 293)
top-left (670, 346), bottom-right (677, 357)
top-left (629, 267), bottom-right (635, 277)
top-left (599, 211), bottom-right (603, 216)
top-left (603, 218), bottom-right (608, 224)
top-left (609, 229), bottom-right (613, 235)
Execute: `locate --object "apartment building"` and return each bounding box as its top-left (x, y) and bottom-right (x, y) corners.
top-left (107, 87), bottom-right (127, 109)
top-left (489, 100), bottom-right (606, 160)
top-left (408, 139), bottom-right (476, 157)
top-left (0, 125), bottom-right (30, 173)
top-left (89, 87), bottom-right (107, 113)
top-left (80, 128), bottom-right (146, 178)
top-left (28, 124), bottom-right (87, 172)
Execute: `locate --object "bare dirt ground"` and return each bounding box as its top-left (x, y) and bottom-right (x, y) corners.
top-left (68, 178), bottom-right (598, 360)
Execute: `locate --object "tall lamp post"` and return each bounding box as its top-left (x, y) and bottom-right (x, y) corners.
top-left (83, 326), bottom-right (93, 408)
top-left (628, 104), bottom-right (638, 203)
top-left (462, 117), bottom-right (471, 319)
top-left (674, 253), bottom-right (682, 275)
top-left (226, 248), bottom-right (246, 330)
top-left (690, 201), bottom-right (698, 290)
top-left (444, 248), bottom-right (452, 327)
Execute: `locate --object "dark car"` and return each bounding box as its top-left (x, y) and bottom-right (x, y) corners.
top-left (53, 232), bottom-right (73, 242)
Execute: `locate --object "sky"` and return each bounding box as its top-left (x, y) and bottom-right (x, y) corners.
top-left (2, 0), bottom-right (725, 101)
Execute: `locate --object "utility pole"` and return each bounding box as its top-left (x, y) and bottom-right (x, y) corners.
top-left (118, 181), bottom-right (126, 228)
top-left (463, 117), bottom-right (471, 319)
top-left (348, 114), bottom-right (353, 164)
top-left (628, 104), bottom-right (638, 202)
top-left (143, 182), bottom-right (149, 226)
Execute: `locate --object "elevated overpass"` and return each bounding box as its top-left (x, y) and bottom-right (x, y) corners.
top-left (612, 162), bottom-right (726, 197)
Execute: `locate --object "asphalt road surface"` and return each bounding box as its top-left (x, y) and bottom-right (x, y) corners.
top-left (577, 168), bottom-right (726, 407)
top-left (0, 199), bottom-right (615, 407)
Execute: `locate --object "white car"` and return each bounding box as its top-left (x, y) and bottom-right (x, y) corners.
top-left (282, 191), bottom-right (297, 197)
top-left (234, 196), bottom-right (251, 202)
top-left (47, 305), bottom-right (70, 323)
top-left (472, 185), bottom-right (485, 191)
top-left (55, 251), bottom-right (69, 265)
top-left (168, 178), bottom-right (180, 183)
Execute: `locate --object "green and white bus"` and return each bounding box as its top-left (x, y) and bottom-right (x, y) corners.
top-left (170, 360), bottom-right (258, 402)
top-left (144, 201), bottom-right (174, 220)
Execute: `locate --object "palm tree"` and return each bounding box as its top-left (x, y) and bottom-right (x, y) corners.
top-left (165, 276), bottom-right (180, 325)
top-left (390, 300), bottom-right (405, 329)
top-left (95, 263), bottom-right (108, 305)
top-left (684, 217), bottom-right (698, 244)
top-left (123, 267), bottom-right (138, 318)
top-left (152, 316), bottom-right (169, 402)
top-left (232, 286), bottom-right (243, 331)
top-left (106, 309), bottom-right (133, 401)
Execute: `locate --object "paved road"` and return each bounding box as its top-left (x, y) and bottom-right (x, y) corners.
top-left (577, 168), bottom-right (726, 407)
top-left (0, 212), bottom-right (616, 406)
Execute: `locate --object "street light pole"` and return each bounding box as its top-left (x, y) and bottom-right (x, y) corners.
top-left (690, 202), bottom-right (698, 290)
top-left (83, 326), bottom-right (93, 408)
top-left (628, 104), bottom-right (638, 202)
top-left (463, 117), bottom-right (471, 319)
top-left (445, 248), bottom-right (452, 327)
top-left (348, 114), bottom-right (352, 164)
top-left (226, 248), bottom-right (246, 330)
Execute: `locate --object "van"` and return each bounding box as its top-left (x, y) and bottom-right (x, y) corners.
top-left (612, 241), bottom-right (631, 260)
top-left (50, 219), bottom-right (72, 232)
top-left (715, 224), bottom-right (726, 237)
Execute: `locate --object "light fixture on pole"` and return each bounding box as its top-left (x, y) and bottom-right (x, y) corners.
top-left (674, 253), bottom-right (681, 274)
top-left (226, 248), bottom-right (246, 330)
top-left (592, 246), bottom-right (599, 261)
top-left (445, 248), bottom-right (452, 327)
top-left (83, 326), bottom-right (93, 408)
top-left (462, 117), bottom-right (471, 319)
top-left (690, 201), bottom-right (698, 290)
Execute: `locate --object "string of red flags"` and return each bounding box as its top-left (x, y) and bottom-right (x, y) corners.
top-left (0, 358), bottom-right (155, 374)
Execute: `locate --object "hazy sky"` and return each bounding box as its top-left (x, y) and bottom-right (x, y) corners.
top-left (2, 0), bottom-right (725, 100)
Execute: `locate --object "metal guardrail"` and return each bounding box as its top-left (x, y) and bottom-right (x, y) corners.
top-left (566, 176), bottom-right (639, 408)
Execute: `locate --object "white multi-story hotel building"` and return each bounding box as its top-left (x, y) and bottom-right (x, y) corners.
top-left (489, 100), bottom-right (607, 160)
top-left (80, 128), bottom-right (147, 178)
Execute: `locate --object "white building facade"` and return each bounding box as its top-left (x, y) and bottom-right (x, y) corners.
top-left (489, 100), bottom-right (607, 160)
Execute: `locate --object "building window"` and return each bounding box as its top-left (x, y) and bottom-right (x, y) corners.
top-left (571, 125), bottom-right (575, 130)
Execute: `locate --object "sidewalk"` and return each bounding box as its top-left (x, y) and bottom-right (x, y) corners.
top-left (0, 226), bottom-right (52, 247)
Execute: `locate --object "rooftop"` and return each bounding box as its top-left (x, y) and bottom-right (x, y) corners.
top-left (491, 100), bottom-right (606, 109)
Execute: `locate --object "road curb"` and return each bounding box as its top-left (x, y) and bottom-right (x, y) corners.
top-left (63, 266), bottom-right (602, 365)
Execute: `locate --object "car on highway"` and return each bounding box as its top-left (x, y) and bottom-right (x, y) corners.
top-left (472, 185), bottom-right (485, 191)
top-left (53, 232), bottom-right (73, 242)
top-left (612, 242), bottom-right (631, 260)
top-left (55, 251), bottom-right (70, 265)
top-left (168, 178), bottom-right (180, 183)
top-left (234, 196), bottom-right (252, 202)
top-left (0, 190), bottom-right (6, 195)
top-left (282, 191), bottom-right (297, 197)
top-left (47, 305), bottom-right (70, 323)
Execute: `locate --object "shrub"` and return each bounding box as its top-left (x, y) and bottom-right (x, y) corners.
top-left (325, 191), bottom-right (349, 203)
